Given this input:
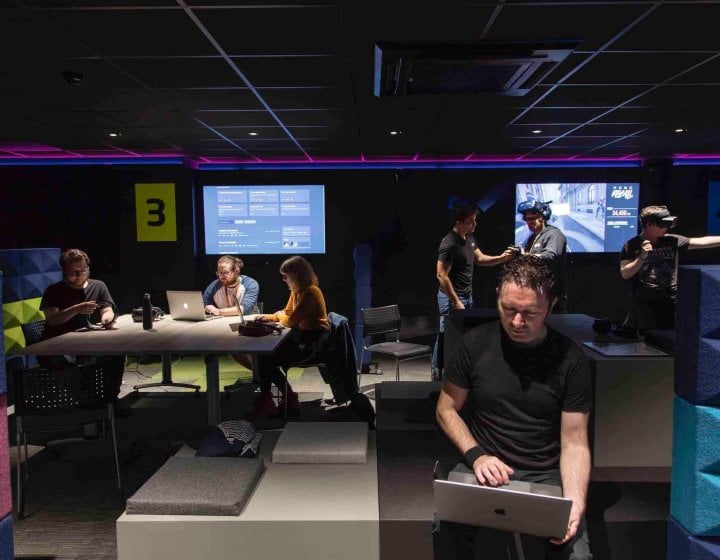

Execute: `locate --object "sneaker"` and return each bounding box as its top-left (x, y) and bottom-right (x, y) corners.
top-left (245, 391), bottom-right (278, 421)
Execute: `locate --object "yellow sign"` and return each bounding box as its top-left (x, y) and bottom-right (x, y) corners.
top-left (135, 183), bottom-right (177, 242)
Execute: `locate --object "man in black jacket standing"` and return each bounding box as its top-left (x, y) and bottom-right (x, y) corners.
top-left (518, 200), bottom-right (569, 312)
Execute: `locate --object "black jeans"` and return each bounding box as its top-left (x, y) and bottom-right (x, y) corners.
top-left (256, 327), bottom-right (329, 393)
top-left (432, 466), bottom-right (592, 560)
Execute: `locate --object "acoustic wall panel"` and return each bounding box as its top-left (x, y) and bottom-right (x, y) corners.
top-left (0, 272), bottom-right (13, 560)
top-left (668, 516), bottom-right (720, 560)
top-left (1, 248), bottom-right (60, 355)
top-left (670, 396), bottom-right (720, 536)
top-left (675, 265), bottom-right (720, 407)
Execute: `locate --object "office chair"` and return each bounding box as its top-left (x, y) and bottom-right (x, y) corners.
top-left (359, 305), bottom-right (432, 386)
top-left (13, 356), bottom-right (125, 518)
top-left (21, 319), bottom-right (46, 346)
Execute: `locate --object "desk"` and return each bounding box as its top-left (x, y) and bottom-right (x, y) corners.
top-left (15, 314), bottom-right (289, 425)
top-left (443, 312), bottom-right (674, 468)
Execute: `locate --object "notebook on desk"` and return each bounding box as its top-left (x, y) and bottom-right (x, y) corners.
top-left (433, 466), bottom-right (572, 538)
top-left (167, 291), bottom-right (221, 321)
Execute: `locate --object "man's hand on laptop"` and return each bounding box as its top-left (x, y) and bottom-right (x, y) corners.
top-left (472, 455), bottom-right (514, 486)
top-left (550, 498), bottom-right (584, 545)
top-left (205, 305), bottom-right (220, 316)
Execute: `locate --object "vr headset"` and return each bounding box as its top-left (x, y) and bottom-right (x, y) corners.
top-left (641, 206), bottom-right (677, 229)
top-left (517, 198), bottom-right (552, 221)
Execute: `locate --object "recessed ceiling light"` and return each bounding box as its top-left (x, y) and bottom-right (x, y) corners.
top-left (248, 132), bottom-right (259, 136)
top-left (675, 128), bottom-right (686, 133)
top-left (532, 129), bottom-right (542, 134)
top-left (108, 132), bottom-right (121, 137)
top-left (390, 130), bottom-right (401, 135)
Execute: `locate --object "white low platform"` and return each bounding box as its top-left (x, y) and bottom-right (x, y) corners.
top-left (117, 431), bottom-right (379, 560)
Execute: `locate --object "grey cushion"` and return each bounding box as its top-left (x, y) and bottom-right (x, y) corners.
top-left (126, 457), bottom-right (264, 516)
top-left (272, 422), bottom-right (368, 464)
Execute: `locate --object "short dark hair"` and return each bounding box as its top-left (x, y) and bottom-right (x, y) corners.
top-left (60, 248), bottom-right (90, 269)
top-left (453, 202), bottom-right (478, 223)
top-left (499, 255), bottom-right (556, 299)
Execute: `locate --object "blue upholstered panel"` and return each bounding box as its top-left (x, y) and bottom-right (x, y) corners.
top-left (353, 243), bottom-right (372, 285)
top-left (671, 396), bottom-right (720, 536)
top-left (0, 252), bottom-right (20, 280)
top-left (0, 514), bottom-right (13, 560)
top-left (668, 516), bottom-right (720, 560)
top-left (676, 266), bottom-right (720, 406)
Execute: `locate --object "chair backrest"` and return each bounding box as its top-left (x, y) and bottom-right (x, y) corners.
top-left (21, 319), bottom-right (46, 346)
top-left (13, 356), bottom-right (125, 416)
top-left (361, 305), bottom-right (402, 338)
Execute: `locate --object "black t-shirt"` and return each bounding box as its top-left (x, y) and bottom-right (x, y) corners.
top-left (523, 225), bottom-right (568, 295)
top-left (40, 279), bottom-right (114, 339)
top-left (444, 321), bottom-right (592, 470)
top-left (620, 234), bottom-right (690, 292)
top-left (437, 230), bottom-right (476, 297)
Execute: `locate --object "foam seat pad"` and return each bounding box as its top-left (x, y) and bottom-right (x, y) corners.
top-left (366, 341), bottom-right (431, 359)
top-left (272, 422), bottom-right (368, 464)
top-left (126, 457), bottom-right (264, 516)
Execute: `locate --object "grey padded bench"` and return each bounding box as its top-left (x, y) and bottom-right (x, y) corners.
top-left (272, 421), bottom-right (368, 464)
top-left (126, 456), bottom-right (264, 516)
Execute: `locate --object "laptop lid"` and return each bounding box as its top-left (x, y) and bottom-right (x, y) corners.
top-left (166, 291), bottom-right (209, 321)
top-left (433, 472), bottom-right (572, 539)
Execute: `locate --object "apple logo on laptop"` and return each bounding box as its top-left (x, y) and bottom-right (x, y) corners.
top-left (183, 302), bottom-right (189, 309)
top-left (494, 508), bottom-right (507, 516)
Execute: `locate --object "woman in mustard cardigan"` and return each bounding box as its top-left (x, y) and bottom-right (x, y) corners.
top-left (249, 256), bottom-right (330, 418)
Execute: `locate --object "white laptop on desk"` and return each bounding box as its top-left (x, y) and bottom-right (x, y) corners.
top-left (433, 466), bottom-right (572, 539)
top-left (166, 291), bottom-right (221, 321)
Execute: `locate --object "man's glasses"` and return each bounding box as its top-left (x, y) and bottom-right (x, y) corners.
top-left (216, 270), bottom-right (235, 277)
top-left (65, 268), bottom-right (89, 277)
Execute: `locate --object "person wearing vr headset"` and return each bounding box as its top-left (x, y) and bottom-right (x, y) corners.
top-left (620, 205), bottom-right (720, 331)
top-left (518, 199), bottom-right (569, 313)
top-left (433, 203), bottom-right (517, 381)
top-left (39, 248), bottom-right (117, 369)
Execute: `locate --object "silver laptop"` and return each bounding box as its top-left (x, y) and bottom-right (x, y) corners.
top-left (166, 291), bottom-right (219, 321)
top-left (434, 468), bottom-right (572, 538)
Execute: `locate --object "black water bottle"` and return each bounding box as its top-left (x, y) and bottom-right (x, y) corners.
top-left (142, 293), bottom-right (153, 330)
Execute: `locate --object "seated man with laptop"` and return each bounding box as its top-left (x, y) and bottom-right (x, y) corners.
top-left (202, 255), bottom-right (259, 318)
top-left (435, 256), bottom-right (592, 559)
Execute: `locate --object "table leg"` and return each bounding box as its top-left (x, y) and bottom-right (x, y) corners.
top-left (204, 355), bottom-right (221, 425)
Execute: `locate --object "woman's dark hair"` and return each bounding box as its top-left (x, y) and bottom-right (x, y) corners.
top-left (279, 256), bottom-right (318, 291)
top-left (499, 255), bottom-right (556, 299)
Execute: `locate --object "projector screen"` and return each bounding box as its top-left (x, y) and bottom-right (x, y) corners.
top-left (203, 184), bottom-right (326, 255)
top-left (514, 182), bottom-right (640, 253)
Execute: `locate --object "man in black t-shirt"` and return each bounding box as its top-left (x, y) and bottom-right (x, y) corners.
top-left (435, 256), bottom-right (592, 559)
top-left (39, 248), bottom-right (116, 368)
top-left (432, 203), bottom-right (515, 380)
top-left (620, 205), bottom-right (720, 331)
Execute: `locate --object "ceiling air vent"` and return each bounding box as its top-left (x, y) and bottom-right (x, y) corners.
top-left (373, 41), bottom-right (579, 97)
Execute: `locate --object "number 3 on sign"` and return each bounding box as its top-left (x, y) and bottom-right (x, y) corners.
top-left (135, 183), bottom-right (177, 242)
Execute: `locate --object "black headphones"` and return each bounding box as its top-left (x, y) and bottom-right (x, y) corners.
top-left (86, 301), bottom-right (119, 329)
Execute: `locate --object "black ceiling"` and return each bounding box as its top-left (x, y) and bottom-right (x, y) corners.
top-left (2, 0), bottom-right (720, 163)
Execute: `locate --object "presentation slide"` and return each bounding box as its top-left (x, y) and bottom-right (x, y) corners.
top-left (514, 182), bottom-right (640, 252)
top-left (203, 184), bottom-right (326, 255)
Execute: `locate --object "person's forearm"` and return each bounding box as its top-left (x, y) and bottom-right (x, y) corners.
top-left (437, 276), bottom-right (462, 307)
top-left (559, 442), bottom-right (590, 511)
top-left (690, 235), bottom-right (720, 249)
top-left (101, 307), bottom-right (115, 324)
top-left (620, 256), bottom-right (645, 279)
top-left (476, 253), bottom-right (510, 267)
top-left (44, 307), bottom-right (77, 326)
top-left (436, 406), bottom-right (480, 455)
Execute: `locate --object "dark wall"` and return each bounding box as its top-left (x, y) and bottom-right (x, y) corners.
top-left (2, 162), bottom-right (719, 325)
